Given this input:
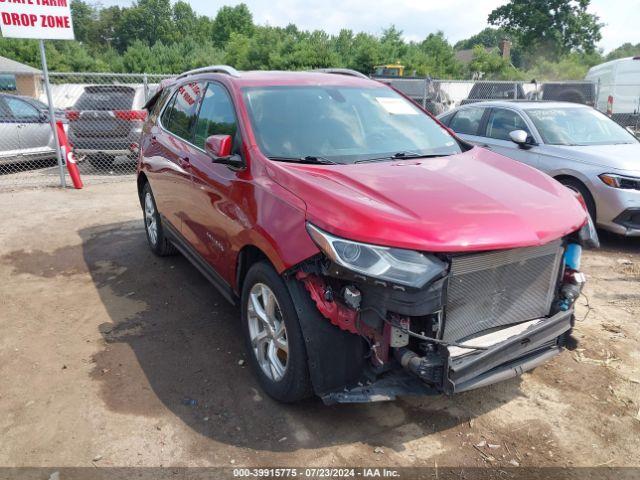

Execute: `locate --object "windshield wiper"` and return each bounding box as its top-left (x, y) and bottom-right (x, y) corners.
top-left (267, 155), bottom-right (337, 165)
top-left (355, 152), bottom-right (452, 164)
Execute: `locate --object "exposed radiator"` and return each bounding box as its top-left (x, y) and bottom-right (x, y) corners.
top-left (443, 240), bottom-right (564, 342)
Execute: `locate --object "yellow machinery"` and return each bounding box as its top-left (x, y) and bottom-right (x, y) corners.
top-left (373, 63), bottom-right (405, 77)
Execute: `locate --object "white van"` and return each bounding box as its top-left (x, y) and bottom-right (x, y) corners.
top-left (586, 57), bottom-right (640, 129)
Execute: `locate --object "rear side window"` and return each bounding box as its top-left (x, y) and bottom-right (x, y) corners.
top-left (75, 86), bottom-right (135, 110)
top-left (193, 83), bottom-right (237, 149)
top-left (449, 108), bottom-right (484, 135)
top-left (0, 97), bottom-right (13, 120)
top-left (161, 82), bottom-right (205, 141)
top-left (485, 109), bottom-right (530, 141)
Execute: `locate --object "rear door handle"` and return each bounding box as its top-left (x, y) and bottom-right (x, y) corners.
top-left (179, 156), bottom-right (191, 168)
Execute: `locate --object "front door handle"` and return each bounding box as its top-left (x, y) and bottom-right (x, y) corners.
top-left (179, 156), bottom-right (191, 168)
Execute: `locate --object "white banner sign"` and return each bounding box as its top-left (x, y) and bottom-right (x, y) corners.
top-left (0, 0), bottom-right (75, 40)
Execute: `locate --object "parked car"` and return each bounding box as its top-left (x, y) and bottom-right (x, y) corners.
top-left (438, 101), bottom-right (640, 236)
top-left (586, 56), bottom-right (640, 132)
top-left (374, 77), bottom-right (453, 115)
top-left (137, 66), bottom-right (595, 404)
top-left (0, 93), bottom-right (60, 167)
top-left (539, 82), bottom-right (597, 106)
top-left (460, 81), bottom-right (526, 105)
top-left (66, 85), bottom-right (148, 169)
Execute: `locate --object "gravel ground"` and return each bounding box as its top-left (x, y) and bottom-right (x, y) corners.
top-left (0, 182), bottom-right (638, 477)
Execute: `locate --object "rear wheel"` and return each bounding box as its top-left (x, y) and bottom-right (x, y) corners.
top-left (241, 262), bottom-right (312, 402)
top-left (142, 182), bottom-right (177, 256)
top-left (559, 177), bottom-right (596, 222)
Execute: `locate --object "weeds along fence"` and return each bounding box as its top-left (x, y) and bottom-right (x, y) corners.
top-left (0, 71), bottom-right (638, 190)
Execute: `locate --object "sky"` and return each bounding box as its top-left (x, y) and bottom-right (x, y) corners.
top-left (105, 0), bottom-right (639, 53)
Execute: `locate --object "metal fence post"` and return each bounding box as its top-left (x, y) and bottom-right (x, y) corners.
top-left (143, 73), bottom-right (149, 102)
top-left (39, 40), bottom-right (66, 188)
top-left (422, 77), bottom-right (428, 109)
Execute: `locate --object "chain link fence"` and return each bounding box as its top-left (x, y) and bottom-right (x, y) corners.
top-left (1, 71), bottom-right (639, 190)
top-left (382, 77), bottom-right (640, 136)
top-left (380, 78), bottom-right (601, 111)
top-left (0, 72), bottom-right (171, 189)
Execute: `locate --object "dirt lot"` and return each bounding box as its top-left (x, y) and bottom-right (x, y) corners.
top-left (1, 182), bottom-right (639, 475)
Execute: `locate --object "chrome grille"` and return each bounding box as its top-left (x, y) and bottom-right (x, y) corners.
top-left (443, 240), bottom-right (564, 342)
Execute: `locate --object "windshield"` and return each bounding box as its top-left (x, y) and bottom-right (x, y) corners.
top-left (242, 86), bottom-right (462, 163)
top-left (526, 107), bottom-right (637, 146)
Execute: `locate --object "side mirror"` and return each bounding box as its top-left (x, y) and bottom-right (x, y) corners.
top-left (509, 129), bottom-right (536, 148)
top-left (204, 134), bottom-right (243, 166)
top-left (509, 130), bottom-right (528, 145)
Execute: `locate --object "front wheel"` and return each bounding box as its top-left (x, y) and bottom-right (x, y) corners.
top-left (241, 262), bottom-right (312, 402)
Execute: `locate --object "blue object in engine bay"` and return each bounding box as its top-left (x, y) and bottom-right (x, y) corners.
top-left (564, 243), bottom-right (582, 271)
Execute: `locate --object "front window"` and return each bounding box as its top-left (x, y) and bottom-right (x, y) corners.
top-left (193, 83), bottom-right (237, 149)
top-left (526, 108), bottom-right (637, 146)
top-left (242, 86), bottom-right (462, 164)
top-left (485, 108), bottom-right (531, 141)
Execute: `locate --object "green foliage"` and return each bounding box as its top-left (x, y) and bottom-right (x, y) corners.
top-left (211, 4), bottom-right (254, 48)
top-left (454, 27), bottom-right (523, 68)
top-left (0, 0), bottom-right (626, 81)
top-left (523, 51), bottom-right (603, 80)
top-left (488, 0), bottom-right (602, 60)
top-left (606, 43), bottom-right (640, 61)
top-left (467, 45), bottom-right (523, 80)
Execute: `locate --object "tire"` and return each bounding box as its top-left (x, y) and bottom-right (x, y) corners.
top-left (241, 262), bottom-right (312, 402)
top-left (558, 177), bottom-right (597, 222)
top-left (141, 182), bottom-right (177, 256)
top-left (88, 154), bottom-right (115, 170)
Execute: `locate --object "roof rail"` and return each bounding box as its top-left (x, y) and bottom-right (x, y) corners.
top-left (314, 68), bottom-right (369, 80)
top-left (177, 65), bottom-right (241, 79)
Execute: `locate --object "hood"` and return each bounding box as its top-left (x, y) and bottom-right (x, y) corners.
top-left (265, 147), bottom-right (587, 253)
top-left (543, 142), bottom-right (640, 174)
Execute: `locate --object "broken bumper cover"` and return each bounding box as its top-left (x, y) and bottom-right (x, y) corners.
top-left (322, 309), bottom-right (573, 403)
top-left (445, 309), bottom-right (573, 393)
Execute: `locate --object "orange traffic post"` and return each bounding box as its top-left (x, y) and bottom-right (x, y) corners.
top-left (56, 120), bottom-right (83, 189)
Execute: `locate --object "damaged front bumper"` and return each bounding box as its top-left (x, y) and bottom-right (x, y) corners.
top-left (322, 309), bottom-right (573, 404)
top-left (445, 309), bottom-right (572, 393)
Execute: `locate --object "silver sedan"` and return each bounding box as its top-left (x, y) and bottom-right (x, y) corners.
top-left (438, 101), bottom-right (640, 236)
top-left (0, 93), bottom-right (59, 167)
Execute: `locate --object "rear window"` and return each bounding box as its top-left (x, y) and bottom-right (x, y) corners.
top-left (161, 82), bottom-right (205, 141)
top-left (74, 86), bottom-right (135, 111)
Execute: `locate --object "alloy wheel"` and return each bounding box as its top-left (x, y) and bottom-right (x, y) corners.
top-left (247, 283), bottom-right (289, 381)
top-left (144, 192), bottom-right (158, 246)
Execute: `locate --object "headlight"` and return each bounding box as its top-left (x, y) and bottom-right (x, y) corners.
top-left (599, 173), bottom-right (640, 190)
top-left (306, 223), bottom-right (447, 288)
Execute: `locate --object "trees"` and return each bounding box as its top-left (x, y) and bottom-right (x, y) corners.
top-left (211, 4), bottom-right (254, 48)
top-left (115, 0), bottom-right (174, 49)
top-left (0, 1), bottom-right (618, 79)
top-left (467, 45), bottom-right (522, 80)
top-left (606, 43), bottom-right (640, 62)
top-left (488, 0), bottom-right (602, 59)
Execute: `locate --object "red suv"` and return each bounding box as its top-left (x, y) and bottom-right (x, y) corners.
top-left (137, 66), bottom-right (597, 404)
